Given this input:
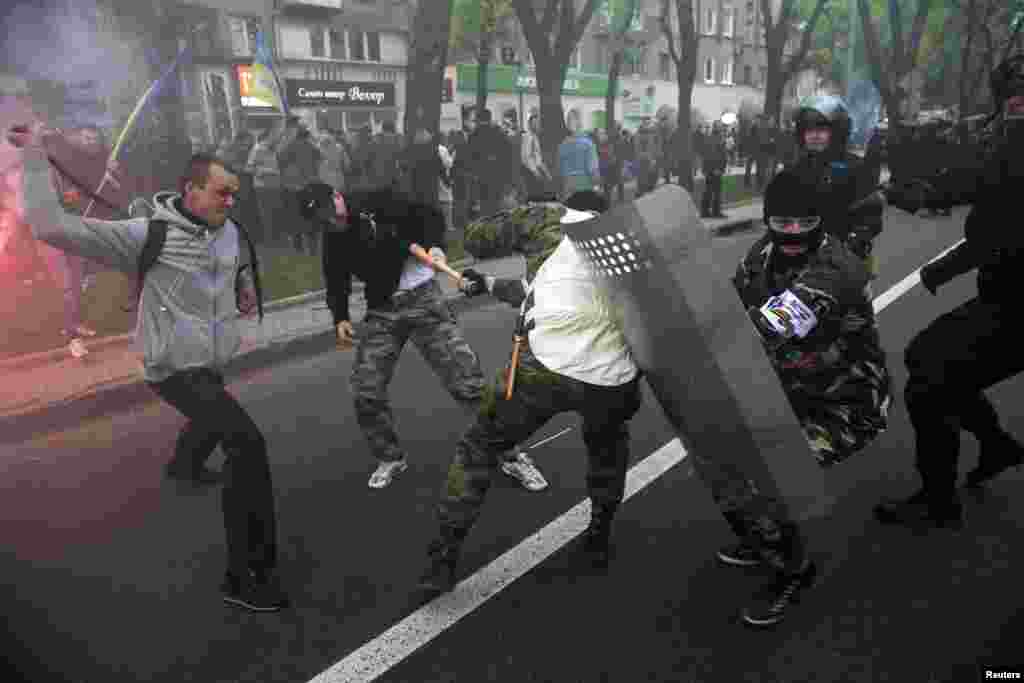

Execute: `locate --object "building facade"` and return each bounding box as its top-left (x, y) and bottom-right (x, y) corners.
top-left (449, 0), bottom-right (816, 132)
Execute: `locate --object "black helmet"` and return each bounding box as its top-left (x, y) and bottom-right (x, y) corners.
top-left (763, 170), bottom-right (826, 254)
top-left (991, 54), bottom-right (1024, 112)
top-left (793, 95), bottom-right (851, 157)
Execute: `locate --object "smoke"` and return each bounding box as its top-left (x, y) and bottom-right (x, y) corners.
top-left (1, 0), bottom-right (153, 128)
top-left (846, 79), bottom-right (882, 146)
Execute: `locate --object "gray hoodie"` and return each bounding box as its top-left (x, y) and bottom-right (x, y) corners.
top-left (22, 155), bottom-right (250, 383)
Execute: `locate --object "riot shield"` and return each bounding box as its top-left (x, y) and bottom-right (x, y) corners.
top-left (560, 185), bottom-right (832, 522)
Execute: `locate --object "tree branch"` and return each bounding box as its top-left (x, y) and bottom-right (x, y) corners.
top-left (782, 0), bottom-right (829, 80)
top-left (888, 0), bottom-right (905, 75)
top-left (905, 0), bottom-right (935, 72)
top-left (660, 0), bottom-right (681, 65)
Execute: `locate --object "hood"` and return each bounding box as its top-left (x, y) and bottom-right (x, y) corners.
top-left (150, 191), bottom-right (218, 238)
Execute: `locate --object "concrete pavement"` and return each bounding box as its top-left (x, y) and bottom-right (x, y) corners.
top-left (0, 197), bottom-right (764, 444)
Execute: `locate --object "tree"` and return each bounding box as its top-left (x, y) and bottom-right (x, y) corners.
top-left (856, 0), bottom-right (937, 126)
top-left (511, 0), bottom-right (604, 174)
top-left (451, 0), bottom-right (513, 116)
top-left (602, 0), bottom-right (640, 142)
top-left (659, 0), bottom-right (699, 191)
top-left (404, 0), bottom-right (454, 144)
top-left (949, 0), bottom-right (1024, 119)
top-left (759, 0), bottom-right (831, 125)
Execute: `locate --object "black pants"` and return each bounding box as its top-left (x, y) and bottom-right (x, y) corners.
top-left (701, 171), bottom-right (723, 215)
top-left (904, 298), bottom-right (1024, 499)
top-left (149, 368), bottom-right (278, 576)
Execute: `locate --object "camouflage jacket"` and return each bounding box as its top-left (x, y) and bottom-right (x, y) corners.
top-left (463, 202), bottom-right (567, 306)
top-left (733, 233), bottom-right (888, 395)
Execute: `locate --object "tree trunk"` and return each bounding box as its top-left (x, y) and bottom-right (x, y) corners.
top-left (404, 0), bottom-right (453, 143)
top-left (763, 53), bottom-right (786, 125)
top-left (605, 47), bottom-right (625, 139)
top-left (675, 79), bottom-right (696, 192)
top-left (534, 57), bottom-right (570, 186)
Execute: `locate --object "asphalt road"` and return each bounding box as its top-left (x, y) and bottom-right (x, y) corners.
top-left (2, 207), bottom-right (1022, 683)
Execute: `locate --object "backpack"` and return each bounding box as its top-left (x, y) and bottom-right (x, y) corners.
top-left (128, 219), bottom-right (264, 321)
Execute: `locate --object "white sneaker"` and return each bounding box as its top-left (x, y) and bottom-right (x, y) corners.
top-left (368, 459), bottom-right (408, 489)
top-left (501, 452), bottom-right (548, 491)
top-left (68, 338), bottom-right (89, 360)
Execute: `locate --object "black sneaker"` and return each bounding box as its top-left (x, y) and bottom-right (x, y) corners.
top-left (165, 462), bottom-right (222, 486)
top-left (575, 523), bottom-right (612, 570)
top-left (717, 542), bottom-right (763, 567)
top-left (965, 435), bottom-right (1024, 489)
top-left (873, 490), bottom-right (963, 530)
top-left (741, 561), bottom-right (818, 628)
top-left (221, 569), bottom-right (290, 612)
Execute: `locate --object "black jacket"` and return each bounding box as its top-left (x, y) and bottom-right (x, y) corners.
top-left (786, 153), bottom-right (883, 245)
top-left (322, 188), bottom-right (447, 323)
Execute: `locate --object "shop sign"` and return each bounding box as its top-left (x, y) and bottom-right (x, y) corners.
top-left (236, 65), bottom-right (280, 110)
top-left (456, 64), bottom-right (608, 98)
top-left (284, 79), bottom-right (395, 108)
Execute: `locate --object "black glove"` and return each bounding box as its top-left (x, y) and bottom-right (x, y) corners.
top-left (883, 179), bottom-right (933, 215)
top-left (747, 306), bottom-right (787, 352)
top-left (459, 268), bottom-right (488, 297)
top-left (846, 233), bottom-right (873, 259)
top-left (919, 261), bottom-right (941, 295)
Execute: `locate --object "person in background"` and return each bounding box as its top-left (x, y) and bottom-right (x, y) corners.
top-left (438, 134), bottom-right (455, 232)
top-left (700, 122), bottom-right (729, 219)
top-left (318, 130), bottom-right (348, 195)
top-left (247, 128), bottom-right (282, 246)
top-left (613, 125), bottom-right (633, 200)
top-left (558, 110), bottom-right (600, 198)
top-left (595, 127), bottom-right (617, 203)
top-left (278, 127), bottom-right (322, 255)
top-left (369, 120), bottom-right (404, 192)
top-left (449, 123), bottom-right (472, 229)
top-left (468, 109), bottom-right (516, 217)
top-left (633, 118), bottom-right (660, 196)
top-left (521, 114), bottom-right (551, 200)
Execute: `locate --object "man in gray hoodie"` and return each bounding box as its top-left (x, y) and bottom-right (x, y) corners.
top-left (8, 120), bottom-right (288, 613)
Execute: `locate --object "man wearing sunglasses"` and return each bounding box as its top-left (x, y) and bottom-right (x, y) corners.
top-left (8, 121), bottom-right (287, 614)
top-left (726, 169), bottom-right (891, 627)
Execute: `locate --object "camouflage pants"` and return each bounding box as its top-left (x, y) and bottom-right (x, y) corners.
top-left (431, 343), bottom-right (643, 557)
top-left (351, 280), bottom-right (486, 463)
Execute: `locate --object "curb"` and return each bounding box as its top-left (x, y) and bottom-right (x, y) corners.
top-left (0, 284), bottom-right (496, 445)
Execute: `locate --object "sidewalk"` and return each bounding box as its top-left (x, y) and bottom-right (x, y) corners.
top-left (0, 196), bottom-right (763, 444)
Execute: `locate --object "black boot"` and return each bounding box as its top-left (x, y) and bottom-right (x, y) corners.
top-left (417, 528), bottom-right (465, 597)
top-left (965, 432), bottom-right (1024, 489)
top-left (575, 508), bottom-right (614, 570)
top-left (873, 489), bottom-right (963, 529)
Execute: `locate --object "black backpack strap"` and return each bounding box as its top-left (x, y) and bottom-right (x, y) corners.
top-left (234, 220), bottom-right (265, 322)
top-left (123, 219), bottom-right (168, 311)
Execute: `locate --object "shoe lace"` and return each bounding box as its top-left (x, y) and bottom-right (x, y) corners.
top-left (770, 573), bottom-right (805, 613)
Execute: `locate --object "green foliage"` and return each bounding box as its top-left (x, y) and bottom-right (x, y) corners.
top-left (450, 0), bottom-right (513, 52)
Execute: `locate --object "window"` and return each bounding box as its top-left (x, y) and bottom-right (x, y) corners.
top-left (745, 20), bottom-right (755, 44)
top-left (310, 27), bottom-right (325, 58)
top-left (366, 31), bottom-right (381, 62)
top-left (759, 66), bottom-right (768, 88)
top-left (349, 28), bottom-right (365, 60)
top-left (704, 57), bottom-right (716, 83)
top-left (703, 8), bottom-right (716, 34)
top-left (722, 7), bottom-right (735, 37)
top-left (329, 29), bottom-right (345, 59)
top-left (659, 52), bottom-right (672, 81)
top-left (569, 48), bottom-right (581, 71)
top-left (722, 59), bottom-right (734, 84)
top-left (623, 43), bottom-right (647, 76)
top-left (228, 16), bottom-right (261, 57)
top-left (744, 64), bottom-right (752, 85)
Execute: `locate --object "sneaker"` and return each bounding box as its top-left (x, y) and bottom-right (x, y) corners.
top-left (501, 452), bottom-right (548, 491)
top-left (741, 561), bottom-right (818, 628)
top-left (717, 542), bottom-right (763, 567)
top-left (965, 434), bottom-right (1024, 489)
top-left (68, 338), bottom-right (88, 360)
top-left (368, 459), bottom-right (408, 489)
top-left (873, 489), bottom-right (963, 529)
top-left (221, 569), bottom-right (290, 612)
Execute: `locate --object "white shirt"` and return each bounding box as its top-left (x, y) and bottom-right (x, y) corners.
top-left (398, 255), bottom-right (435, 291)
top-left (524, 236), bottom-right (638, 386)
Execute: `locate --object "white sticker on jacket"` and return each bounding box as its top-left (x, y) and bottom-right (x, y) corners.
top-left (759, 289), bottom-right (818, 339)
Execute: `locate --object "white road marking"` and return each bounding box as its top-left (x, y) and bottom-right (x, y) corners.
top-left (307, 236), bottom-right (962, 683)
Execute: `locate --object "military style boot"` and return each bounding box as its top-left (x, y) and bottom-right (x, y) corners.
top-left (575, 506), bottom-right (615, 570)
top-left (965, 431), bottom-right (1024, 489)
top-left (873, 489), bottom-right (963, 530)
top-left (417, 527), bottom-right (467, 597)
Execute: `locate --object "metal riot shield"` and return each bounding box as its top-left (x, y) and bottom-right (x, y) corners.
top-left (560, 185), bottom-right (832, 521)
